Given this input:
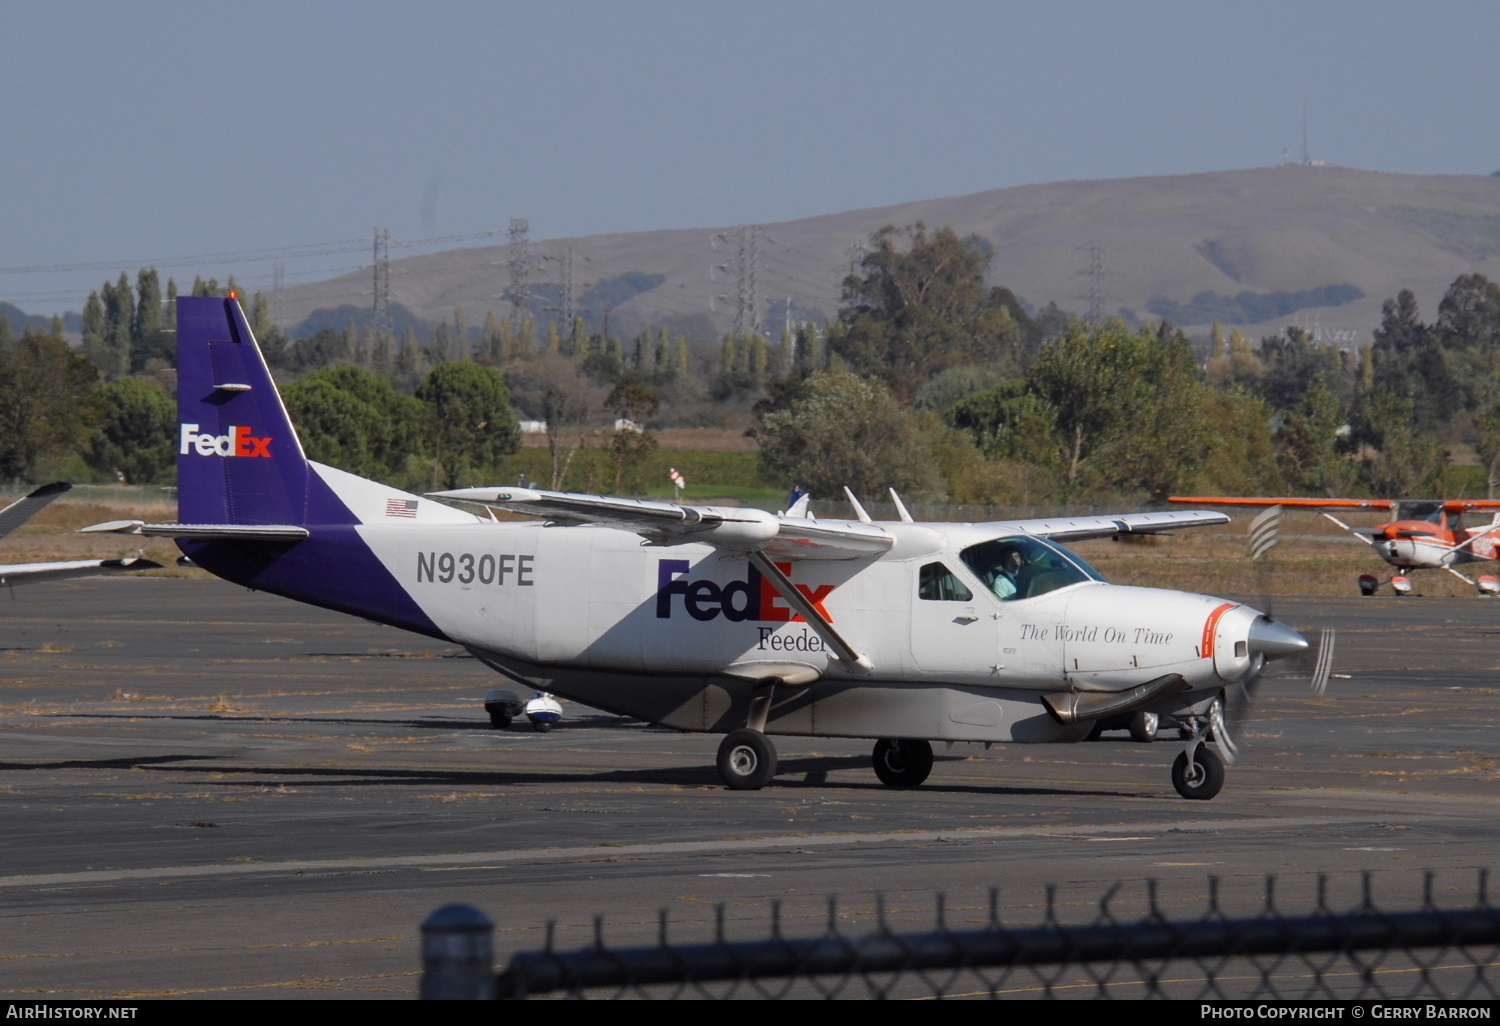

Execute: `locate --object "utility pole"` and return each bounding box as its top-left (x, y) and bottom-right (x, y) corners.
top-left (508, 218), bottom-right (531, 332)
top-left (712, 225), bottom-right (763, 336)
top-left (272, 260), bottom-right (285, 328)
top-left (1077, 241), bottom-right (1105, 324)
top-left (372, 227), bottom-right (392, 337)
top-left (559, 246), bottom-right (576, 325)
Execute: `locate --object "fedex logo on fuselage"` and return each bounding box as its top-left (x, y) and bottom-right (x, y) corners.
top-left (179, 423), bottom-right (273, 458)
top-left (656, 558), bottom-right (834, 623)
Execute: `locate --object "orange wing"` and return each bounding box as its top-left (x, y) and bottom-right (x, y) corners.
top-left (1168, 496), bottom-right (1398, 511)
top-left (1169, 497), bottom-right (1500, 515)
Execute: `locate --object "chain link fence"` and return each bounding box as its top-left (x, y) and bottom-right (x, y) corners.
top-left (422, 870), bottom-right (1500, 999)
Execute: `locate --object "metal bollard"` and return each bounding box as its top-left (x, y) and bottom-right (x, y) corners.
top-left (420, 903), bottom-right (495, 999)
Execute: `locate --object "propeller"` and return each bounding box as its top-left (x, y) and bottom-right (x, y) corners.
top-left (1220, 505), bottom-right (1336, 749)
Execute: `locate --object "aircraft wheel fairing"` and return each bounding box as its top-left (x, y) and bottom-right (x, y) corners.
top-left (1171, 747), bottom-right (1225, 800)
top-left (1130, 711), bottom-right (1159, 742)
top-left (872, 738), bottom-right (934, 787)
top-left (717, 729), bottom-right (777, 790)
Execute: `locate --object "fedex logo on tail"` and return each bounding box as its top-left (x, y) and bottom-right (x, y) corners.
top-left (179, 423), bottom-right (274, 458)
top-left (656, 559), bottom-right (834, 623)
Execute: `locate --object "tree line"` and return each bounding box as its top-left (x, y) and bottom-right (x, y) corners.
top-left (753, 225), bottom-right (1500, 504)
top-left (5, 230), bottom-right (1499, 508)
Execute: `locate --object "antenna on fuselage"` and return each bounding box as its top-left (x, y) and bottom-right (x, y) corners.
top-left (889, 489), bottom-right (914, 523)
top-left (843, 487), bottom-right (872, 524)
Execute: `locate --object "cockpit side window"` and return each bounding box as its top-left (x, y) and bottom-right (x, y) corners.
top-left (919, 562), bottom-right (973, 602)
top-left (960, 536), bottom-right (1100, 602)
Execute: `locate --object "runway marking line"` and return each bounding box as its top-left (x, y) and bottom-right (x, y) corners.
top-left (0, 815), bottom-right (1346, 890)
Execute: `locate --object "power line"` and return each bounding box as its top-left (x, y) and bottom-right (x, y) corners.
top-left (0, 230), bottom-right (502, 277)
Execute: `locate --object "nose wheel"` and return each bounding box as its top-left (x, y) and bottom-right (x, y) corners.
top-left (1170, 694), bottom-right (1233, 800)
top-left (1171, 746), bottom-right (1225, 799)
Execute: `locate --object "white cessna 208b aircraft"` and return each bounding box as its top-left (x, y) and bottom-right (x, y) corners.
top-left (130, 297), bottom-right (1311, 800)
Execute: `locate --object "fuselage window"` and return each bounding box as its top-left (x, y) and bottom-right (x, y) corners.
top-left (960, 536), bottom-right (1100, 602)
top-left (918, 562), bottom-right (973, 601)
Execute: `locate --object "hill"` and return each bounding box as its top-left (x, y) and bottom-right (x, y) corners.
top-left (277, 165), bottom-right (1500, 345)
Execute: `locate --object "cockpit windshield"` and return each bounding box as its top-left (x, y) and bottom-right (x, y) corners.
top-left (960, 536), bottom-right (1105, 602)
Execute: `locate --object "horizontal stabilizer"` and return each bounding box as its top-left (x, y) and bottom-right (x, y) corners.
top-left (139, 523), bottom-right (310, 541)
top-left (0, 556), bottom-right (163, 586)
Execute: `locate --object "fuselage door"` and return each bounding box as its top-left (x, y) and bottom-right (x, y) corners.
top-left (908, 561), bottom-right (1000, 682)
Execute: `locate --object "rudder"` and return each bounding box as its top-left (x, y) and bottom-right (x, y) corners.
top-left (176, 296), bottom-right (309, 526)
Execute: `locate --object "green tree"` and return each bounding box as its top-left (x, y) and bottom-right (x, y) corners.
top-left (834, 224), bottom-right (1037, 395)
top-left (0, 326), bottom-right (100, 481)
top-left (603, 376), bottom-right (660, 494)
top-left (1025, 322), bottom-right (1209, 498)
top-left (282, 365), bottom-right (429, 481)
top-left (131, 268), bottom-right (175, 371)
top-left (1358, 392), bottom-right (1444, 496)
top-left (1256, 326), bottom-right (1355, 411)
top-left (102, 272), bottom-right (134, 379)
top-left (1191, 389), bottom-right (1283, 496)
top-left (757, 371), bottom-right (941, 499)
top-left (1274, 375), bottom-right (1356, 496)
top-left (1433, 274), bottom-right (1500, 412)
top-left (414, 362), bottom-right (522, 489)
top-left (86, 378), bottom-right (176, 484)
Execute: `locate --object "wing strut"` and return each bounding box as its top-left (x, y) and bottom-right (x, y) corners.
top-left (746, 551), bottom-right (873, 675)
top-left (1320, 512), bottom-right (1378, 548)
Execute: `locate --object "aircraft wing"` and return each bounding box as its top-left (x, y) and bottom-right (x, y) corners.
top-left (0, 482), bottom-right (71, 542)
top-left (430, 487), bottom-right (894, 559)
top-left (0, 556), bottom-right (163, 586)
top-left (996, 509), bottom-right (1230, 542)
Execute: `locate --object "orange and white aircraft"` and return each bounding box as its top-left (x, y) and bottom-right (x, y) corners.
top-left (1168, 496), bottom-right (1500, 596)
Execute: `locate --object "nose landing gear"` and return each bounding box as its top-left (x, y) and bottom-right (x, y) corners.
top-left (1171, 694), bottom-right (1235, 800)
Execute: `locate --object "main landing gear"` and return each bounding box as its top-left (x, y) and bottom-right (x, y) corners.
top-left (1359, 573), bottom-right (1413, 596)
top-left (872, 738), bottom-right (934, 787)
top-left (714, 731), bottom-right (938, 790)
top-left (717, 729), bottom-right (777, 790)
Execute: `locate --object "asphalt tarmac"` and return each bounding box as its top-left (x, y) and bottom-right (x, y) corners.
top-left (2, 577), bottom-right (1499, 998)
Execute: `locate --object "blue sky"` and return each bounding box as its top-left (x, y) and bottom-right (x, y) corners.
top-left (3, 0), bottom-right (1497, 314)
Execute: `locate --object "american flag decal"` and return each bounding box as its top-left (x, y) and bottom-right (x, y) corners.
top-left (385, 498), bottom-right (418, 518)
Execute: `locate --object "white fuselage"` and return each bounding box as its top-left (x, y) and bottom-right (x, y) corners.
top-left (354, 519), bottom-right (1253, 699)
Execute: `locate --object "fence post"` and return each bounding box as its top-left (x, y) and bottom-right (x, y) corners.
top-left (420, 903), bottom-right (495, 1000)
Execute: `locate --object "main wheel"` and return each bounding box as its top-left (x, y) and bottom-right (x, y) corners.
top-left (872, 738), bottom-right (934, 787)
top-left (488, 711), bottom-right (512, 729)
top-left (1171, 747), bottom-right (1225, 800)
top-left (533, 720), bottom-right (552, 733)
top-left (716, 729), bottom-right (777, 790)
top-left (1130, 711), bottom-right (1159, 743)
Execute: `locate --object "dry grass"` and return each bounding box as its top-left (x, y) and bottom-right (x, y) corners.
top-left (1070, 518), bottom-right (1486, 597)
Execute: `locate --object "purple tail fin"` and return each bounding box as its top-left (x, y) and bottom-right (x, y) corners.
top-left (176, 296), bottom-right (315, 526)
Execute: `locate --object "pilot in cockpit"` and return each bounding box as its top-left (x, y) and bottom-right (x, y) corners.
top-left (983, 545), bottom-right (1025, 599)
